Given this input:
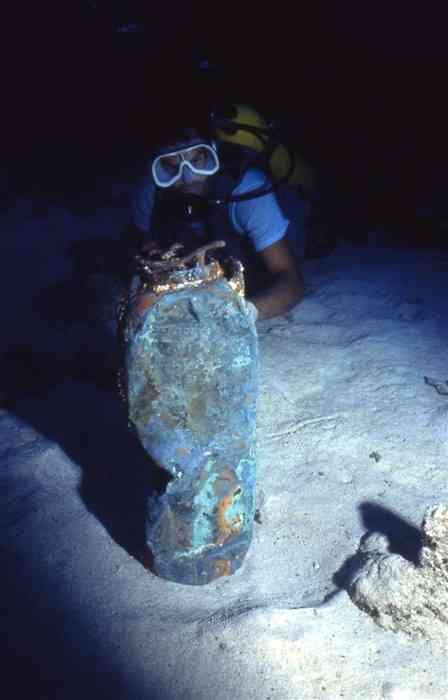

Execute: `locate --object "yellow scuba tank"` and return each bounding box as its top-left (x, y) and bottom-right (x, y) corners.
top-left (213, 104), bottom-right (316, 193)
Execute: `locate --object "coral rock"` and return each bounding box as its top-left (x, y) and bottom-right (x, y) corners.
top-left (349, 505), bottom-right (448, 639)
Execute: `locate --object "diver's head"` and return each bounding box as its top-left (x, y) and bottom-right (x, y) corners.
top-left (151, 119), bottom-right (220, 197)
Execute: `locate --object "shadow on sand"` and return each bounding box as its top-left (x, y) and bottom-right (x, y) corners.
top-left (333, 501), bottom-right (422, 593)
top-left (1, 329), bottom-right (172, 699)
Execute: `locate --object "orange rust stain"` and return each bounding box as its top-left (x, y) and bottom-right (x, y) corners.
top-left (212, 466), bottom-right (236, 497)
top-left (176, 447), bottom-right (191, 459)
top-left (231, 440), bottom-right (247, 451)
top-left (139, 545), bottom-right (154, 571)
top-left (135, 293), bottom-right (156, 314)
top-left (216, 487), bottom-right (243, 546)
top-left (159, 411), bottom-right (179, 429)
top-left (214, 559), bottom-right (232, 578)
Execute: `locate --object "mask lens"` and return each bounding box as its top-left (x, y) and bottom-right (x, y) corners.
top-left (187, 146), bottom-right (216, 173)
top-left (154, 153), bottom-right (182, 185)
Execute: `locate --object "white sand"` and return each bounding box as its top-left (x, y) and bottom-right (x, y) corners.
top-left (2, 198), bottom-right (448, 698)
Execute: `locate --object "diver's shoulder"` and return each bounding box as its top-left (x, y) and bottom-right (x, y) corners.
top-left (234, 166), bottom-right (271, 194)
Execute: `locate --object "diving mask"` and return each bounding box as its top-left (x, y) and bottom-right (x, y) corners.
top-left (152, 142), bottom-right (220, 188)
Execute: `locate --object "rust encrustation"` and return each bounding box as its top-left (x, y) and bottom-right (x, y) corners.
top-left (216, 486), bottom-right (244, 546)
top-left (214, 559), bottom-right (232, 578)
top-left (121, 239), bottom-right (258, 585)
top-left (129, 240), bottom-right (245, 311)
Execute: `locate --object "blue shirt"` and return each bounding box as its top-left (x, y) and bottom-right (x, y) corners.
top-left (132, 167), bottom-right (289, 253)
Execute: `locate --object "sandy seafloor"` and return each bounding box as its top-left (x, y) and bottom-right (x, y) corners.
top-left (1, 192), bottom-right (448, 699)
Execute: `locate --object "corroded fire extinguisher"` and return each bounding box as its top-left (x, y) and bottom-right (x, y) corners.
top-left (118, 241), bottom-right (258, 585)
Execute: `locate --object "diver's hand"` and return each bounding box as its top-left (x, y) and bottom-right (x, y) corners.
top-left (140, 239), bottom-right (160, 255)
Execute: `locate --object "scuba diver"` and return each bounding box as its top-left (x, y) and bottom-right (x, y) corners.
top-left (127, 102), bottom-right (313, 320)
top-left (3, 103), bottom-right (317, 403)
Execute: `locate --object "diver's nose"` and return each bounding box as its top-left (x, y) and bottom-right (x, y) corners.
top-left (180, 163), bottom-right (197, 184)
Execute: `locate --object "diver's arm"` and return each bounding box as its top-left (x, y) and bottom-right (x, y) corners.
top-left (249, 238), bottom-right (305, 320)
